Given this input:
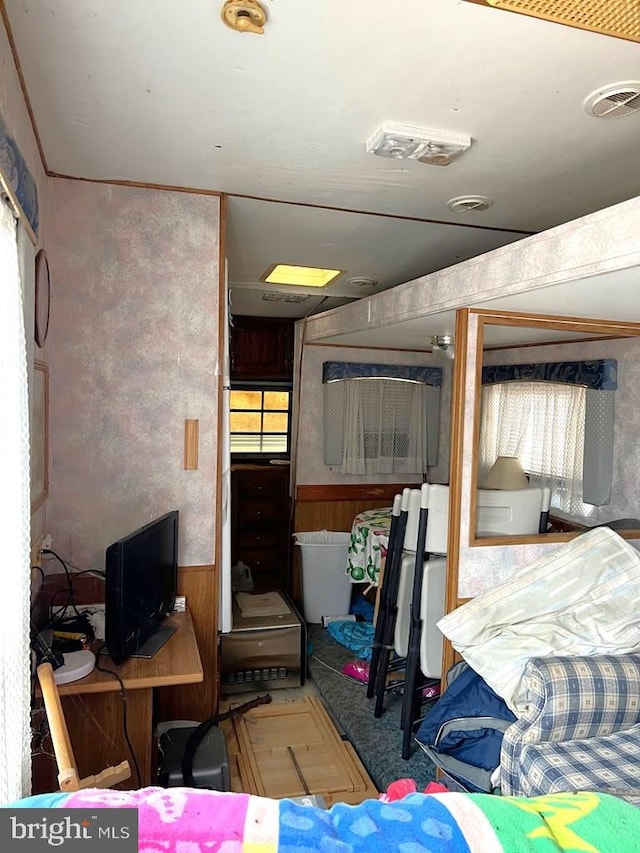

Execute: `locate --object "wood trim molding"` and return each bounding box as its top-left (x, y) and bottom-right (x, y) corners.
top-left (296, 483), bottom-right (420, 502)
top-left (184, 419), bottom-right (199, 470)
top-left (441, 308), bottom-right (469, 679)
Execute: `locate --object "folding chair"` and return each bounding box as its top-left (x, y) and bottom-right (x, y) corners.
top-left (366, 489), bottom-right (409, 703)
top-left (399, 483), bottom-right (449, 759)
top-left (371, 488), bottom-right (425, 718)
top-left (37, 662), bottom-right (131, 792)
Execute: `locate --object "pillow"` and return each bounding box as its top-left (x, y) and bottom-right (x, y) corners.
top-left (437, 527), bottom-right (640, 714)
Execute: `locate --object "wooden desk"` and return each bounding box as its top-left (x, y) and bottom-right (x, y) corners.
top-left (42, 610), bottom-right (203, 790)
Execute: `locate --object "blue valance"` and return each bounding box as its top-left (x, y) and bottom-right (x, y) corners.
top-left (0, 111), bottom-right (39, 236)
top-left (323, 361), bottom-right (442, 387)
top-left (482, 358), bottom-right (617, 391)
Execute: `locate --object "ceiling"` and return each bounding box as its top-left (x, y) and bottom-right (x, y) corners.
top-left (3, 0), bottom-right (640, 337)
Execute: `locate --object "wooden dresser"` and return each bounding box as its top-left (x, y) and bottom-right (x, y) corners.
top-left (231, 463), bottom-right (291, 592)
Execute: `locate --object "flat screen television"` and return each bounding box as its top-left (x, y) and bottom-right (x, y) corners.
top-left (105, 510), bottom-right (179, 665)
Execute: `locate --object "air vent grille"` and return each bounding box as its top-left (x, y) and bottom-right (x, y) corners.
top-left (584, 83), bottom-right (640, 118)
top-left (480, 0), bottom-right (640, 44)
top-left (347, 277), bottom-right (377, 289)
top-left (447, 195), bottom-right (493, 213)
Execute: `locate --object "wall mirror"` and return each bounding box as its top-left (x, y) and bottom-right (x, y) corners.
top-left (468, 310), bottom-right (640, 546)
top-left (31, 360), bottom-right (49, 512)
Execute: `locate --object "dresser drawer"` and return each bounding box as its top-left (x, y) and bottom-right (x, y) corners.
top-left (235, 527), bottom-right (280, 549)
top-left (237, 474), bottom-right (287, 501)
top-left (236, 547), bottom-right (283, 575)
top-left (236, 498), bottom-right (281, 523)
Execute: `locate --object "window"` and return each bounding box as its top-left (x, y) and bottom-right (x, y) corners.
top-left (479, 358), bottom-right (617, 515)
top-left (479, 380), bottom-right (588, 515)
top-left (323, 362), bottom-right (442, 475)
top-left (229, 386), bottom-right (291, 457)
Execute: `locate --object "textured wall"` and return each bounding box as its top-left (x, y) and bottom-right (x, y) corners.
top-left (46, 179), bottom-right (220, 570)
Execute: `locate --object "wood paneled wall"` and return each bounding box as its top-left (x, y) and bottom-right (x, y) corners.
top-left (155, 564), bottom-right (219, 722)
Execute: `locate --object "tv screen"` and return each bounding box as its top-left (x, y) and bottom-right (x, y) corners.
top-left (105, 510), bottom-right (179, 665)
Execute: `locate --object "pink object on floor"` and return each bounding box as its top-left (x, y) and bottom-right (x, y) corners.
top-left (341, 659), bottom-right (370, 683)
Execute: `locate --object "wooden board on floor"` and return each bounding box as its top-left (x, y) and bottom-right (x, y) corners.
top-left (229, 696), bottom-right (378, 805)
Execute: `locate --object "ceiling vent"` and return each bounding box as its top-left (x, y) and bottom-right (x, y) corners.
top-left (447, 195), bottom-right (493, 213)
top-left (584, 83), bottom-right (640, 119)
top-left (347, 277), bottom-right (377, 290)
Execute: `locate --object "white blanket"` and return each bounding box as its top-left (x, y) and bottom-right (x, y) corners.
top-left (438, 527), bottom-right (640, 714)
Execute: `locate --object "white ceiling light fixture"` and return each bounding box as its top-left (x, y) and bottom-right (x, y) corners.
top-left (261, 263), bottom-right (343, 287)
top-left (367, 123), bottom-right (472, 166)
top-left (447, 195), bottom-right (494, 213)
top-left (584, 82), bottom-right (640, 119)
top-left (430, 334), bottom-right (455, 359)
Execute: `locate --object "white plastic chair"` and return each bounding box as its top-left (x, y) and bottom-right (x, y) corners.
top-left (390, 485), bottom-right (449, 757)
top-left (476, 486), bottom-right (551, 536)
top-left (394, 484), bottom-right (448, 658)
top-left (418, 557), bottom-right (447, 679)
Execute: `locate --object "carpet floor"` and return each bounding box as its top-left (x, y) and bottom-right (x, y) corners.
top-left (306, 624), bottom-right (437, 794)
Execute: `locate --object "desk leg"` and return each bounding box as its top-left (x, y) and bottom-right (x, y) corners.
top-left (62, 688), bottom-right (153, 789)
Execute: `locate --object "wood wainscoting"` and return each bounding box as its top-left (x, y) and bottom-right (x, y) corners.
top-left (155, 563), bottom-right (219, 722)
top-left (292, 483), bottom-right (419, 604)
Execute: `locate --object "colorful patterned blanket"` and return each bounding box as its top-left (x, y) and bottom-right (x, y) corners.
top-left (6, 785), bottom-right (640, 852)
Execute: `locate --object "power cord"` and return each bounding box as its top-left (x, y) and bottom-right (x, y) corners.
top-left (43, 549), bottom-right (85, 624)
top-left (95, 645), bottom-right (142, 789)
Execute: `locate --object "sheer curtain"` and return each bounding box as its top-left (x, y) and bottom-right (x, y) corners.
top-left (479, 380), bottom-right (588, 515)
top-left (0, 198), bottom-right (32, 801)
top-left (340, 378), bottom-right (431, 475)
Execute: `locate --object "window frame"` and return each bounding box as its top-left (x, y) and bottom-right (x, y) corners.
top-left (229, 380), bottom-right (292, 461)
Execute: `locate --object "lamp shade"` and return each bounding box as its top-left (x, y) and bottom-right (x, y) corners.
top-left (482, 456), bottom-right (528, 490)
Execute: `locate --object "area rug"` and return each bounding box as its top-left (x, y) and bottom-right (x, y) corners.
top-left (306, 624), bottom-right (437, 793)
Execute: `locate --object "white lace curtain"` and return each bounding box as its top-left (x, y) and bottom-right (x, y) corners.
top-left (325, 376), bottom-right (440, 475)
top-left (0, 198), bottom-right (32, 801)
top-left (479, 380), bottom-right (588, 515)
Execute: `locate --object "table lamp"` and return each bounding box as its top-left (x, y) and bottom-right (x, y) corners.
top-left (481, 456), bottom-right (528, 490)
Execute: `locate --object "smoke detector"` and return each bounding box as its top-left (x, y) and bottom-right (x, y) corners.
top-left (447, 195), bottom-right (493, 213)
top-left (367, 123), bottom-right (472, 166)
top-left (584, 82), bottom-right (640, 118)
